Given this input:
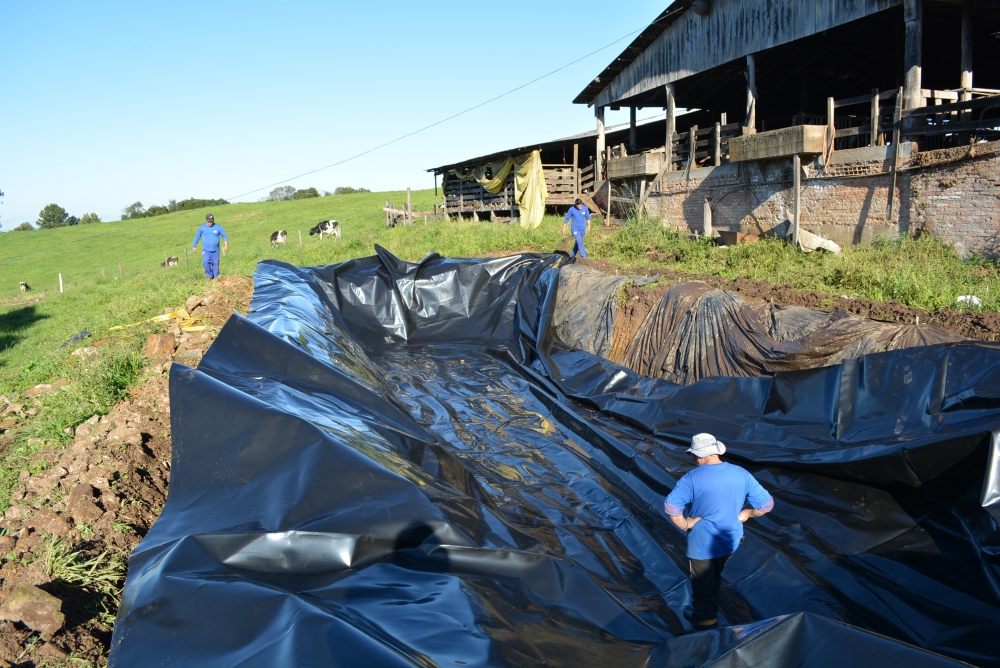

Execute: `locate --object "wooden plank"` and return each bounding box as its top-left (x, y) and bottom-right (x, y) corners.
top-left (902, 93), bottom-right (1000, 117)
top-left (573, 143), bottom-right (580, 194)
top-left (887, 87), bottom-right (904, 221)
top-left (870, 88), bottom-right (880, 147)
top-left (903, 119), bottom-right (1000, 135)
top-left (745, 54), bottom-right (757, 131)
top-left (665, 83), bottom-right (676, 172)
top-left (835, 125), bottom-right (872, 138)
top-left (713, 122), bottom-right (721, 167)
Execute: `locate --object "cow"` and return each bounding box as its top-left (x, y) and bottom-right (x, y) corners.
top-left (161, 256), bottom-right (179, 267)
top-left (309, 220), bottom-right (341, 240)
top-left (270, 230), bottom-right (287, 248)
top-left (19, 282), bottom-right (30, 292)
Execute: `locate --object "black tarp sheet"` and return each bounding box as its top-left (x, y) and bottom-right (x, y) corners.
top-left (110, 248), bottom-right (1000, 667)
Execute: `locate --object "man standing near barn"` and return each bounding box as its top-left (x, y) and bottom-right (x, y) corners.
top-left (562, 198), bottom-right (591, 259)
top-left (191, 213), bottom-right (228, 279)
top-left (664, 433), bottom-right (773, 631)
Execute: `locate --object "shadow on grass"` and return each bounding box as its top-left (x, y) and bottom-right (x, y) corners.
top-left (0, 305), bottom-right (49, 364)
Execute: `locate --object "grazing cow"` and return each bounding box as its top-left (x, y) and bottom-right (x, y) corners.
top-left (270, 230), bottom-right (287, 248)
top-left (309, 220), bottom-right (341, 240)
top-left (161, 256), bottom-right (179, 267)
top-left (19, 282), bottom-right (30, 292)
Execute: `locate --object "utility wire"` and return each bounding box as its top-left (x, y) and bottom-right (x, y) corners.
top-left (225, 24), bottom-right (653, 201)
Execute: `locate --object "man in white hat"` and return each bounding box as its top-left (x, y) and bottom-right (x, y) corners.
top-left (664, 433), bottom-right (773, 631)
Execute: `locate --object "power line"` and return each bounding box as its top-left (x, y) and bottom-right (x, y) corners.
top-left (225, 25), bottom-right (651, 202)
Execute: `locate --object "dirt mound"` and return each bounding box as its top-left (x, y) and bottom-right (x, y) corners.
top-left (577, 258), bottom-right (1000, 343)
top-left (0, 278), bottom-right (253, 665)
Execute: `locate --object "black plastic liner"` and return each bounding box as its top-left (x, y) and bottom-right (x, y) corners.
top-left (110, 248), bottom-right (999, 667)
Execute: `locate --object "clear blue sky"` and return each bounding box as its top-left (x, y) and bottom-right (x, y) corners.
top-left (1, 1), bottom-right (666, 228)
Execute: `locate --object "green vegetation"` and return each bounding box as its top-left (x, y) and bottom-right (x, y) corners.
top-left (590, 217), bottom-right (1000, 312)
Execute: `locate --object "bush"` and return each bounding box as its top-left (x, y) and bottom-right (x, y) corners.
top-left (290, 187), bottom-right (320, 200)
top-left (12, 222), bottom-right (34, 231)
top-left (79, 212), bottom-right (102, 225)
top-left (333, 187), bottom-right (371, 195)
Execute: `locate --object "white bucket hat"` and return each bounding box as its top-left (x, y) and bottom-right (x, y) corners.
top-left (687, 433), bottom-right (726, 458)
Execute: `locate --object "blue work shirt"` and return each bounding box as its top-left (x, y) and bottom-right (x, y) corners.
top-left (192, 223), bottom-right (228, 252)
top-left (665, 462), bottom-right (772, 559)
top-left (564, 205), bottom-right (591, 232)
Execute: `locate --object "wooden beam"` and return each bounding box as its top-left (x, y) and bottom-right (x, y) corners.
top-left (596, 106), bottom-right (606, 181)
top-left (665, 84), bottom-right (676, 172)
top-left (573, 143), bottom-right (579, 194)
top-left (745, 54), bottom-right (758, 131)
top-left (887, 88), bottom-right (904, 221)
top-left (870, 88), bottom-right (880, 147)
top-left (629, 107), bottom-right (637, 152)
top-left (792, 154), bottom-right (801, 248)
top-left (826, 96), bottom-right (836, 161)
top-left (903, 0), bottom-right (923, 109)
top-left (688, 125), bottom-right (698, 170)
top-left (713, 123), bottom-right (721, 166)
top-left (961, 0), bottom-right (973, 121)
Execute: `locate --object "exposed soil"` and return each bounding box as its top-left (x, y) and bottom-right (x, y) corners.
top-left (577, 257), bottom-right (1000, 343)
top-left (0, 277), bottom-right (253, 666)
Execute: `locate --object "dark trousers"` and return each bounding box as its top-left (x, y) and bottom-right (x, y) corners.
top-left (689, 553), bottom-right (733, 624)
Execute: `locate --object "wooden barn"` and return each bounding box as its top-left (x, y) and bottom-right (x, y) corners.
top-left (575, 0), bottom-right (1000, 213)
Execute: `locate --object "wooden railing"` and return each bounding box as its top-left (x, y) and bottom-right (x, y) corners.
top-left (666, 121), bottom-right (747, 170)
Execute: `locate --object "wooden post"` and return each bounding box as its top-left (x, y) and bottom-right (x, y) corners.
top-left (385, 199), bottom-right (391, 227)
top-left (904, 0), bottom-right (923, 109)
top-left (184, 246), bottom-right (188, 266)
top-left (595, 106), bottom-right (606, 181)
top-left (703, 199), bottom-right (713, 239)
top-left (961, 0), bottom-right (973, 121)
top-left (298, 230), bottom-right (303, 246)
top-left (638, 178), bottom-right (646, 216)
top-left (887, 88), bottom-right (905, 221)
top-left (58, 273), bottom-right (63, 293)
top-left (745, 54), bottom-right (758, 131)
top-left (713, 122), bottom-right (721, 166)
top-left (870, 88), bottom-right (880, 147)
top-left (665, 84), bottom-right (676, 172)
top-left (101, 267), bottom-right (105, 279)
top-left (827, 96), bottom-right (836, 158)
top-left (792, 154), bottom-right (801, 248)
top-left (406, 188), bottom-right (412, 226)
top-left (163, 250), bottom-right (168, 268)
top-left (572, 143), bottom-right (580, 194)
top-left (688, 125), bottom-right (698, 170)
top-left (434, 173), bottom-right (438, 198)
top-left (629, 107), bottom-right (637, 152)
top-left (119, 261), bottom-right (123, 277)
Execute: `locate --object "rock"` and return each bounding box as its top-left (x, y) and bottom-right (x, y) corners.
top-left (107, 425), bottom-right (142, 446)
top-left (0, 418), bottom-right (16, 430)
top-left (0, 583), bottom-right (65, 637)
top-left (169, 323), bottom-right (182, 337)
top-left (0, 536), bottom-right (15, 552)
top-left (181, 349), bottom-right (204, 360)
top-left (25, 475), bottom-right (58, 497)
top-left (145, 333), bottom-right (176, 362)
top-left (23, 384), bottom-right (53, 398)
top-left (86, 415), bottom-right (99, 426)
top-left (26, 509), bottom-right (70, 536)
top-left (82, 466), bottom-right (110, 490)
top-left (1, 403), bottom-right (21, 417)
top-left (74, 422), bottom-right (95, 442)
top-left (67, 484), bottom-right (103, 524)
top-left (70, 346), bottom-right (98, 359)
top-left (51, 379), bottom-right (70, 389)
top-left (185, 294), bottom-right (205, 313)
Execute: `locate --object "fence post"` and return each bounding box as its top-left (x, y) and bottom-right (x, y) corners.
top-left (870, 88), bottom-right (880, 147)
top-left (827, 96), bottom-right (836, 161)
top-left (59, 273), bottom-right (63, 293)
top-left (184, 247), bottom-right (188, 266)
top-left (792, 154), bottom-right (801, 248)
top-left (703, 199), bottom-right (713, 239)
top-left (688, 126), bottom-right (698, 170)
top-left (101, 267), bottom-right (106, 279)
top-left (406, 188), bottom-right (413, 225)
top-left (298, 230), bottom-right (303, 246)
top-left (119, 261), bottom-right (123, 277)
top-left (713, 122), bottom-right (722, 166)
top-left (163, 251), bottom-right (168, 268)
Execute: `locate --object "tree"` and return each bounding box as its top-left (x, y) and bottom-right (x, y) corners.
top-left (79, 212), bottom-right (102, 225)
top-left (67, 215), bottom-right (80, 226)
top-left (145, 205), bottom-right (170, 217)
top-left (334, 186), bottom-right (370, 195)
top-left (121, 202), bottom-right (145, 220)
top-left (290, 187), bottom-right (320, 200)
top-left (37, 203), bottom-right (70, 229)
top-left (264, 186), bottom-right (297, 202)
top-left (13, 222), bottom-right (34, 231)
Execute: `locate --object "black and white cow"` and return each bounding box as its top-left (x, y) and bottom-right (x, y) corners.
top-left (270, 230), bottom-right (287, 248)
top-left (19, 282), bottom-right (30, 292)
top-left (161, 256), bottom-right (179, 267)
top-left (309, 220), bottom-right (341, 240)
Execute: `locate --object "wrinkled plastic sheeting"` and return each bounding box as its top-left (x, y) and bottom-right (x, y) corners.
top-left (551, 264), bottom-right (629, 358)
top-left (110, 248), bottom-right (997, 667)
top-left (618, 282), bottom-right (960, 384)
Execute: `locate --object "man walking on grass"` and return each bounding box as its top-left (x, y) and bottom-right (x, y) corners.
top-left (563, 198), bottom-right (591, 259)
top-left (192, 213), bottom-right (228, 279)
top-left (664, 433), bottom-right (773, 631)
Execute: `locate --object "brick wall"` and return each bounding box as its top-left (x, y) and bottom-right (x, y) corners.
top-left (643, 141), bottom-right (999, 255)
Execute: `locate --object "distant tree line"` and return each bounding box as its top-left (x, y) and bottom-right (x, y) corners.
top-left (258, 186), bottom-right (370, 202)
top-left (333, 186), bottom-right (370, 195)
top-left (121, 197), bottom-right (229, 220)
top-left (22, 203), bottom-right (103, 230)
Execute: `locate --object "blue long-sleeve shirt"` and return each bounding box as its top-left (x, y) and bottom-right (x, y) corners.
top-left (563, 205), bottom-right (591, 232)
top-left (192, 223), bottom-right (228, 252)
